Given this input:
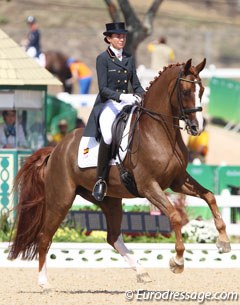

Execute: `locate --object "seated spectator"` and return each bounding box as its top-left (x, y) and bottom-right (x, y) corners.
top-left (51, 119), bottom-right (69, 145)
top-left (0, 110), bottom-right (27, 148)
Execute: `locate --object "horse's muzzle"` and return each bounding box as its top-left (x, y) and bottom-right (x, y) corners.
top-left (186, 120), bottom-right (199, 136)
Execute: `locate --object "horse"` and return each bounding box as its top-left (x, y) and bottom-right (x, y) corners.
top-left (8, 58), bottom-right (231, 288)
top-left (44, 50), bottom-right (73, 93)
top-left (20, 40), bottom-right (72, 93)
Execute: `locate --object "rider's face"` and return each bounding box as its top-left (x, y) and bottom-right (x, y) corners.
top-left (107, 34), bottom-right (126, 50)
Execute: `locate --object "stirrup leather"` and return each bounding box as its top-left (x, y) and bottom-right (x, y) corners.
top-left (92, 178), bottom-right (107, 201)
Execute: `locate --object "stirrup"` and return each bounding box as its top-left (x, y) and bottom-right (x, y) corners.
top-left (92, 178), bottom-right (107, 201)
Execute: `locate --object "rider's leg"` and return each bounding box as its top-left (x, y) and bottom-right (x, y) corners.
top-left (92, 103), bottom-right (117, 201)
top-left (92, 138), bottom-right (112, 201)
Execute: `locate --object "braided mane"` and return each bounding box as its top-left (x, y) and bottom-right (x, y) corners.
top-left (145, 62), bottom-right (185, 92)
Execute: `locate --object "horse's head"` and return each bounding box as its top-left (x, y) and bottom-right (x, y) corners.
top-left (176, 58), bottom-right (206, 136)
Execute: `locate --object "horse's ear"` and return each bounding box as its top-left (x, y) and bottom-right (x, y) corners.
top-left (195, 58), bottom-right (206, 74)
top-left (184, 58), bottom-right (192, 74)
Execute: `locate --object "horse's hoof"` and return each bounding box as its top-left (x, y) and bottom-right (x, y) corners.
top-left (38, 281), bottom-right (51, 292)
top-left (216, 238), bottom-right (231, 253)
top-left (137, 272), bottom-right (152, 283)
top-left (169, 257), bottom-right (184, 274)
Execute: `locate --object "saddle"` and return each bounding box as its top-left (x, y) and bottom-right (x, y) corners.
top-left (111, 105), bottom-right (141, 197)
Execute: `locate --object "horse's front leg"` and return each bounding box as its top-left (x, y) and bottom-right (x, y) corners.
top-left (99, 197), bottom-right (152, 283)
top-left (142, 180), bottom-right (185, 274)
top-left (172, 172), bottom-right (231, 253)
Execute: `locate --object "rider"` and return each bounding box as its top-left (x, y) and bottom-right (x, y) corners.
top-left (25, 16), bottom-right (43, 65)
top-left (83, 22), bottom-right (145, 201)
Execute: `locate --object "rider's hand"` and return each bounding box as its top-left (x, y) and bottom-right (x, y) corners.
top-left (120, 94), bottom-right (138, 105)
top-left (134, 94), bottom-right (143, 104)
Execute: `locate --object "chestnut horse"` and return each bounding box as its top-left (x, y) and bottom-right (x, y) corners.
top-left (9, 59), bottom-right (231, 288)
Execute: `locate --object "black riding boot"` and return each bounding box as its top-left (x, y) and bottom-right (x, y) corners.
top-left (92, 139), bottom-right (112, 201)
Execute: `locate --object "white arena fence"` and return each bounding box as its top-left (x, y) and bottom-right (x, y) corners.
top-left (1, 242), bottom-right (240, 269)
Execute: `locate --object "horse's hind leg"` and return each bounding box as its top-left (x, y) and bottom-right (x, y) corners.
top-left (98, 197), bottom-right (152, 283)
top-left (38, 186), bottom-right (76, 289)
top-left (172, 173), bottom-right (231, 253)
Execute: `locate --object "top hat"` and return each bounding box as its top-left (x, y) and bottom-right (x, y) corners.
top-left (103, 22), bottom-right (128, 36)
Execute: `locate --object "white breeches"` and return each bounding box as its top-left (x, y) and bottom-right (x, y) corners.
top-left (26, 47), bottom-right (46, 67)
top-left (99, 99), bottom-right (132, 145)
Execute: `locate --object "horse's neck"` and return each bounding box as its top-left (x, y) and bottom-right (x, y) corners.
top-left (144, 65), bottom-right (180, 115)
top-left (143, 65), bottom-right (181, 136)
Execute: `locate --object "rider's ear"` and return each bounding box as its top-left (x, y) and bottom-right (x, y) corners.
top-left (184, 58), bottom-right (192, 74)
top-left (195, 58), bottom-right (206, 74)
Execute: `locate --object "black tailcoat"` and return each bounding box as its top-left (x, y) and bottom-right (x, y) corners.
top-left (83, 47), bottom-right (145, 139)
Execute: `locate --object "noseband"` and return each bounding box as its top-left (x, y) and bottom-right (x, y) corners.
top-left (133, 68), bottom-right (203, 132)
top-left (176, 71), bottom-right (203, 123)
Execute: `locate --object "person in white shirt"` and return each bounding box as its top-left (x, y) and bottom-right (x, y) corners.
top-left (0, 110), bottom-right (27, 148)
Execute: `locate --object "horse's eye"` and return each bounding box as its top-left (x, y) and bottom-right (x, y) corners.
top-left (182, 89), bottom-right (190, 96)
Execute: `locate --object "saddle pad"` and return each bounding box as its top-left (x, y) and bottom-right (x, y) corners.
top-left (78, 107), bottom-right (135, 168)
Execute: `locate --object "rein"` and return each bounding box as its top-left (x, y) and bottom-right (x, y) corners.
top-left (123, 68), bottom-right (204, 156)
top-left (132, 70), bottom-right (203, 130)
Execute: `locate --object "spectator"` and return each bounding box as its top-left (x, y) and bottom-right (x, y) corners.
top-left (51, 119), bottom-right (69, 145)
top-left (25, 16), bottom-right (42, 59)
top-left (66, 58), bottom-right (92, 94)
top-left (22, 16), bottom-right (45, 67)
top-left (147, 36), bottom-right (175, 71)
top-left (0, 110), bottom-right (27, 148)
top-left (187, 118), bottom-right (209, 164)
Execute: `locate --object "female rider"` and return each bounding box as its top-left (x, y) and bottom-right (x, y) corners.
top-left (83, 22), bottom-right (145, 201)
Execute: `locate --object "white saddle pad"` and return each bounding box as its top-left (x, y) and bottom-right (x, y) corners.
top-left (78, 107), bottom-right (135, 168)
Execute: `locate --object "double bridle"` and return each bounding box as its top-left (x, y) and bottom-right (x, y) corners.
top-left (123, 68), bottom-right (204, 162)
top-left (177, 71), bottom-right (203, 122)
top-left (135, 69), bottom-right (203, 131)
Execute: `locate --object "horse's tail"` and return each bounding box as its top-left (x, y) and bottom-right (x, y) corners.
top-left (8, 147), bottom-right (54, 260)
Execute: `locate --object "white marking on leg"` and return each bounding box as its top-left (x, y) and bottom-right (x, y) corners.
top-left (195, 81), bottom-right (203, 133)
top-left (38, 261), bottom-right (48, 287)
top-left (114, 234), bottom-right (144, 272)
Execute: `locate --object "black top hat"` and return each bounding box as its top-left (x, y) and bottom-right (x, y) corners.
top-left (103, 22), bottom-right (128, 36)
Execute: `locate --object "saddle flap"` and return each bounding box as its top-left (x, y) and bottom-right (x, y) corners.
top-left (111, 105), bottom-right (134, 159)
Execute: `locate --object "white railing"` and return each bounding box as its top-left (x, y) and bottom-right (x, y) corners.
top-left (1, 242), bottom-right (239, 269)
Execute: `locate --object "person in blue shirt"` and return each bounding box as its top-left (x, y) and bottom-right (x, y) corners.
top-left (25, 16), bottom-right (42, 58)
